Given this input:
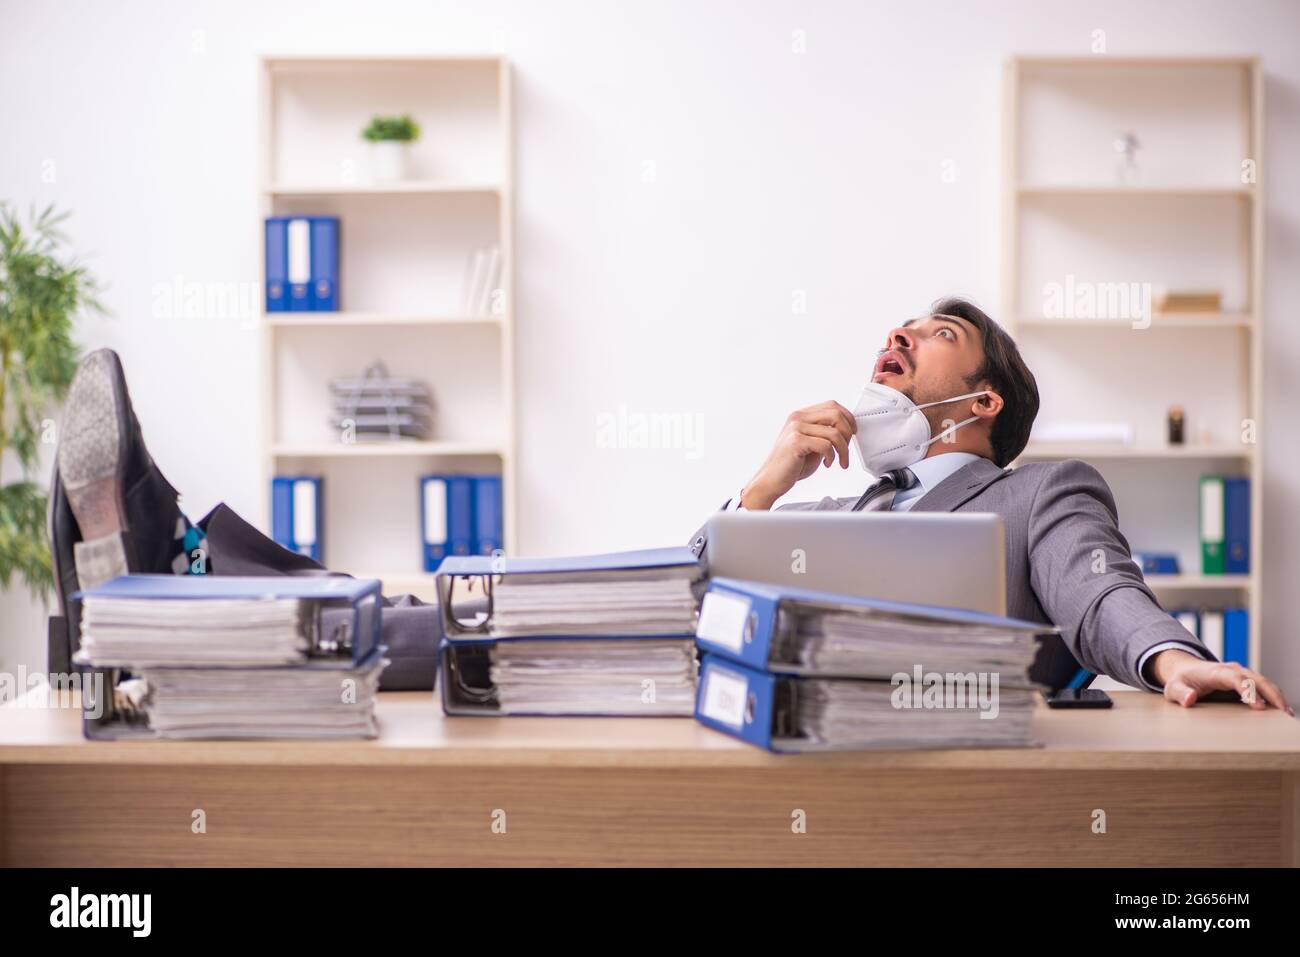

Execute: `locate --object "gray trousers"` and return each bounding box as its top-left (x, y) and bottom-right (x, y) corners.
top-left (198, 504), bottom-right (445, 690)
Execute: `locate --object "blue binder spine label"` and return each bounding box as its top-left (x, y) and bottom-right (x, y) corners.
top-left (696, 590), bottom-right (752, 654)
top-left (698, 663), bottom-right (750, 730)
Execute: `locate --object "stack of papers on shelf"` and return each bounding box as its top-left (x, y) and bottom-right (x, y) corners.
top-left (329, 361), bottom-right (434, 441)
top-left (460, 244), bottom-right (502, 317)
top-left (136, 657), bottom-right (385, 739)
top-left (435, 546), bottom-right (703, 716)
top-left (489, 638), bottom-right (698, 715)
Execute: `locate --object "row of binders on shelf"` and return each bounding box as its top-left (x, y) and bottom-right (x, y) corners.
top-left (1171, 607), bottom-right (1249, 667)
top-left (70, 575), bottom-right (386, 740)
top-left (433, 547), bottom-right (1056, 751)
top-left (1200, 475), bottom-right (1249, 575)
top-left (1130, 475), bottom-right (1250, 579)
top-left (266, 216), bottom-right (339, 311)
top-left (263, 216), bottom-right (505, 317)
top-left (270, 474), bottom-right (504, 569)
top-left (422, 474), bottom-right (502, 567)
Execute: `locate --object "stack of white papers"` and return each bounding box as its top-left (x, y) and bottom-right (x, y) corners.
top-left (490, 639), bottom-right (698, 715)
top-left (460, 244), bottom-right (502, 317)
top-left (794, 678), bottom-right (1038, 749)
top-left (138, 657), bottom-right (386, 739)
top-left (790, 610), bottom-right (1041, 681)
top-left (78, 597), bottom-right (310, 667)
top-left (490, 578), bottom-right (699, 637)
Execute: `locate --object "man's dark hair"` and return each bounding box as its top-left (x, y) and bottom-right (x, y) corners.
top-left (930, 297), bottom-right (1039, 467)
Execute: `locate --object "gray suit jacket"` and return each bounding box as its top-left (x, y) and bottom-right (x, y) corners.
top-left (690, 456), bottom-right (1210, 691)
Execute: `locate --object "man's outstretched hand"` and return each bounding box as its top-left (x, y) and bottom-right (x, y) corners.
top-left (1149, 648), bottom-right (1294, 715)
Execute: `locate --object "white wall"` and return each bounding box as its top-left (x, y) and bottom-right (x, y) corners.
top-left (2, 0), bottom-right (1298, 694)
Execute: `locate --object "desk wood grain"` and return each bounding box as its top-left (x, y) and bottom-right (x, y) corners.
top-left (1, 691), bottom-right (1297, 866)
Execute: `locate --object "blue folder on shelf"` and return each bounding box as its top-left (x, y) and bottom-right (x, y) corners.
top-left (472, 475), bottom-right (503, 556)
top-left (264, 217), bottom-right (289, 312)
top-left (309, 215), bottom-right (339, 311)
top-left (271, 475), bottom-right (322, 563)
top-left (1132, 551), bottom-right (1180, 576)
top-left (420, 475), bottom-right (475, 570)
top-left (1224, 607), bottom-right (1249, 666)
top-left (695, 577), bottom-right (1054, 679)
top-left (1224, 477), bottom-right (1250, 574)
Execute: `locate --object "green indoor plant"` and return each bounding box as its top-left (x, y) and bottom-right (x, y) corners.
top-left (361, 114), bottom-right (421, 182)
top-left (0, 204), bottom-right (100, 601)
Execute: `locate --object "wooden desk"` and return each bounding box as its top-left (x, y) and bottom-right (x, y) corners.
top-left (1, 691), bottom-right (1297, 866)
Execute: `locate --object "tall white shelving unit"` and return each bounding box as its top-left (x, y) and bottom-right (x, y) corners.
top-left (1003, 56), bottom-right (1263, 666)
top-left (258, 55), bottom-right (515, 600)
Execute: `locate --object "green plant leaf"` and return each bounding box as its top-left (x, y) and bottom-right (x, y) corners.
top-left (0, 202), bottom-right (94, 603)
top-left (0, 480), bottom-right (53, 602)
top-left (361, 114), bottom-right (421, 143)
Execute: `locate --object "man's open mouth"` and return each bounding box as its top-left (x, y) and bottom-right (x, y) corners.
top-left (874, 350), bottom-right (908, 378)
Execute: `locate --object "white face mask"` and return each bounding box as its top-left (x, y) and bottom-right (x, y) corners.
top-left (851, 381), bottom-right (989, 474)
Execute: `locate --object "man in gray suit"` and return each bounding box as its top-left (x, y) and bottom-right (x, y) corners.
top-left (690, 298), bottom-right (1291, 713)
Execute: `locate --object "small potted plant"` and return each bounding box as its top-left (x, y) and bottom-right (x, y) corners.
top-left (361, 114), bottom-right (421, 182)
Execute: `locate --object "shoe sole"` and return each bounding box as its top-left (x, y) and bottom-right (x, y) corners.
top-left (59, 350), bottom-right (131, 586)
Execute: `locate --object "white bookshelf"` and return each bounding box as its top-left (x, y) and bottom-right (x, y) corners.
top-left (1003, 56), bottom-right (1263, 666)
top-left (258, 55), bottom-right (515, 602)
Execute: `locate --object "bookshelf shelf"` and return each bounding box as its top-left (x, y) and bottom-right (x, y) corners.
top-left (1017, 184), bottom-right (1252, 198)
top-left (1017, 313), bottom-right (1253, 330)
top-left (259, 54), bottom-right (517, 576)
top-left (1145, 574), bottom-right (1253, 591)
top-left (267, 181), bottom-right (501, 196)
top-left (271, 441), bottom-right (506, 459)
top-left (1017, 443), bottom-right (1253, 461)
top-left (1003, 55), bottom-right (1263, 667)
top-left (266, 312), bottom-right (506, 328)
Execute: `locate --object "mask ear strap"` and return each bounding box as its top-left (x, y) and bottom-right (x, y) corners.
top-left (914, 390), bottom-right (989, 411)
top-left (925, 414), bottom-right (981, 448)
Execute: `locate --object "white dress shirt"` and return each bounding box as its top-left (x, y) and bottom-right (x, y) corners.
top-left (888, 452), bottom-right (982, 511)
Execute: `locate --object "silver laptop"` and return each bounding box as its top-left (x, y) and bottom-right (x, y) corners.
top-left (704, 511), bottom-right (1006, 615)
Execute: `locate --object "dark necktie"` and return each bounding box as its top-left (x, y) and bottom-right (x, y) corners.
top-left (851, 467), bottom-right (918, 512)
